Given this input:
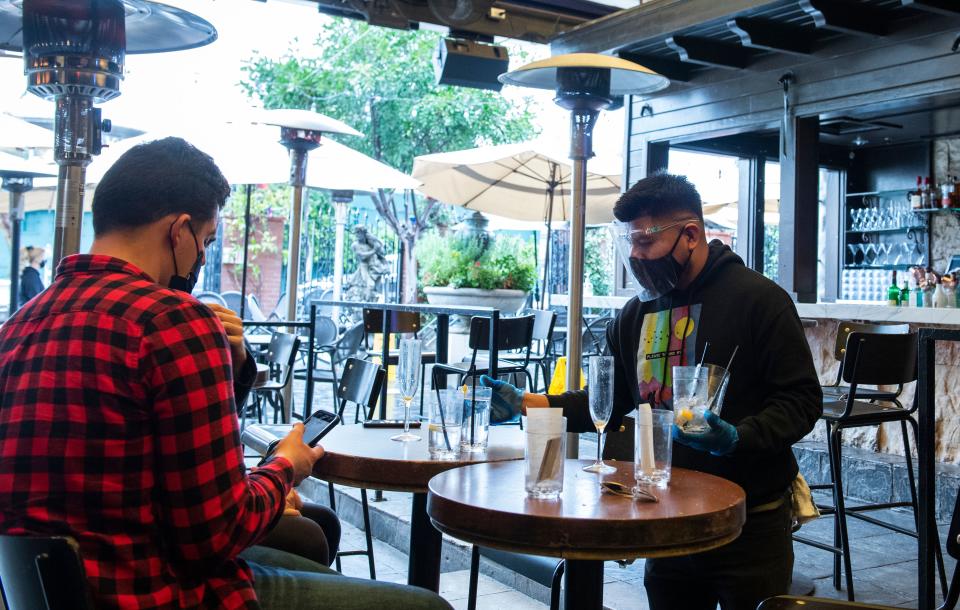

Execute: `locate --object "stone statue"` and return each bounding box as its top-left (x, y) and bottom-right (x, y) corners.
top-left (344, 225), bottom-right (390, 302)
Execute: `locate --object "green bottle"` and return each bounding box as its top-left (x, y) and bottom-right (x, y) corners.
top-left (899, 281), bottom-right (911, 308)
top-left (888, 272), bottom-right (900, 306)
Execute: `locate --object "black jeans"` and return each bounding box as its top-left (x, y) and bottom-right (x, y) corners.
top-left (259, 503), bottom-right (342, 567)
top-left (644, 499), bottom-right (793, 610)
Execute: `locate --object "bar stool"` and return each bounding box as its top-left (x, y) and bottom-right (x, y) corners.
top-left (821, 321), bottom-right (910, 403)
top-left (795, 331), bottom-right (946, 600)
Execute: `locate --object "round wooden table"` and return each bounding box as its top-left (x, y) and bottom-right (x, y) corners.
top-left (427, 460), bottom-right (746, 610)
top-left (312, 424), bottom-right (524, 591)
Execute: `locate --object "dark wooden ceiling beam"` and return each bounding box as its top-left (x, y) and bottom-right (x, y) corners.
top-left (618, 51), bottom-right (696, 82)
top-left (899, 0), bottom-right (960, 16)
top-left (800, 0), bottom-right (889, 37)
top-left (727, 17), bottom-right (814, 55)
top-left (665, 35), bottom-right (753, 69)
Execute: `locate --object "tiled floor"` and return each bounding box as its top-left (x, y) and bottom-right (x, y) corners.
top-left (263, 376), bottom-right (952, 609)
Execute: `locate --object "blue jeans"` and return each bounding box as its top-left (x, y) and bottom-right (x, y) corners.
top-left (241, 546), bottom-right (452, 610)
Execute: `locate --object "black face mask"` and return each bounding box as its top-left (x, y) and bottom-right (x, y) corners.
top-left (627, 229), bottom-right (691, 302)
top-left (169, 223), bottom-right (202, 294)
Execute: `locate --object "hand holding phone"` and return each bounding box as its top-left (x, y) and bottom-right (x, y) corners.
top-left (265, 411), bottom-right (339, 483)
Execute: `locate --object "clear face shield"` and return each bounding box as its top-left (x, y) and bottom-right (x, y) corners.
top-left (609, 218), bottom-right (697, 302)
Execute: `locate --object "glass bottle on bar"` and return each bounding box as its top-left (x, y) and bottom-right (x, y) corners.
top-left (900, 280), bottom-right (911, 308)
top-left (911, 176), bottom-right (923, 210)
top-left (923, 177), bottom-right (932, 209)
top-left (888, 271), bottom-right (900, 306)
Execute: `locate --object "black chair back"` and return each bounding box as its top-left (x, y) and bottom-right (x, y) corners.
top-left (264, 332), bottom-right (301, 386)
top-left (363, 309), bottom-right (423, 335)
top-left (832, 320), bottom-right (910, 362)
top-left (0, 535), bottom-right (93, 610)
top-left (337, 357), bottom-right (386, 421)
top-left (467, 315), bottom-right (535, 352)
top-left (842, 331), bottom-right (918, 388)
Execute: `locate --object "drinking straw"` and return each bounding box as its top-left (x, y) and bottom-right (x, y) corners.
top-left (694, 342), bottom-right (710, 394)
top-left (470, 365), bottom-right (478, 446)
top-left (435, 390), bottom-right (452, 451)
top-left (709, 345), bottom-right (740, 411)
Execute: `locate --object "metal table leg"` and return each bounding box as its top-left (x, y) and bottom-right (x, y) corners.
top-left (409, 492), bottom-right (442, 591)
top-left (563, 559), bottom-right (603, 610)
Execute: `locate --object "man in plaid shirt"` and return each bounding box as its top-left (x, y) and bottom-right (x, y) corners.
top-left (0, 138), bottom-right (450, 610)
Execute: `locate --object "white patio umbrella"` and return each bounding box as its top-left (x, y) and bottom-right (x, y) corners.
top-left (412, 141), bottom-right (622, 306)
top-left (0, 113), bottom-right (55, 151)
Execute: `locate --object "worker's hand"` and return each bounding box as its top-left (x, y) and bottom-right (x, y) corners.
top-left (672, 410), bottom-right (738, 456)
top-left (274, 423), bottom-right (325, 485)
top-left (480, 375), bottom-right (524, 423)
top-left (206, 303), bottom-right (247, 375)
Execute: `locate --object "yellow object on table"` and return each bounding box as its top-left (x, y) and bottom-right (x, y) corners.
top-left (548, 356), bottom-right (586, 393)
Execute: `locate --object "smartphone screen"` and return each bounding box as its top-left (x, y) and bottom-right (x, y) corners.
top-left (302, 410), bottom-right (340, 446)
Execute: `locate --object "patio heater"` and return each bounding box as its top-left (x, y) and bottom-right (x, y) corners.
top-left (261, 109), bottom-right (361, 421)
top-left (0, 155), bottom-right (54, 315)
top-left (499, 53), bottom-right (669, 401)
top-left (0, 0), bottom-right (218, 269)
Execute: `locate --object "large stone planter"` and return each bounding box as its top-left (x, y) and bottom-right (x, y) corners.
top-left (422, 286), bottom-right (528, 316)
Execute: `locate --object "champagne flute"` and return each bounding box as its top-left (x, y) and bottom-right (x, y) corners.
top-left (583, 355), bottom-right (616, 474)
top-left (391, 338), bottom-right (422, 442)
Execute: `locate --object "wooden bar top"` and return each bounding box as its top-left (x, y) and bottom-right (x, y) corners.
top-left (311, 424), bottom-right (524, 493)
top-left (427, 460), bottom-right (746, 561)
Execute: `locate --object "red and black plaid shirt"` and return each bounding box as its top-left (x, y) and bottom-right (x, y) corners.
top-left (0, 255), bottom-right (293, 609)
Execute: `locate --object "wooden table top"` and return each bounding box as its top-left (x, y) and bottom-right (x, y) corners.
top-left (427, 460), bottom-right (746, 560)
top-left (312, 424), bottom-right (525, 493)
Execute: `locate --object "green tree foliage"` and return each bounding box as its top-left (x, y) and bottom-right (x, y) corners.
top-left (241, 20), bottom-right (539, 301)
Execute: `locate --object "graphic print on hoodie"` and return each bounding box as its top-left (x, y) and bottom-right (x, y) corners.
top-left (636, 303), bottom-right (701, 407)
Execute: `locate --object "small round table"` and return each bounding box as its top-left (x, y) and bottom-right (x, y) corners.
top-left (427, 460), bottom-right (746, 610)
top-left (312, 424), bottom-right (525, 591)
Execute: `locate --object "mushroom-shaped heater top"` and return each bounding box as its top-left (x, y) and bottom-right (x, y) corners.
top-left (499, 52), bottom-right (669, 111)
top-left (1, 0), bottom-right (217, 102)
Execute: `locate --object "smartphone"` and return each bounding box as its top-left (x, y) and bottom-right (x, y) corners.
top-left (260, 410), bottom-right (340, 464)
top-left (362, 419), bottom-right (422, 429)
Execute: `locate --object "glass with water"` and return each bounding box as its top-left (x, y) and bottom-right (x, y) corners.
top-left (672, 365), bottom-right (710, 433)
top-left (391, 338), bottom-right (422, 442)
top-left (428, 390), bottom-right (463, 460)
top-left (460, 386), bottom-right (491, 452)
top-left (524, 415), bottom-right (567, 499)
top-left (634, 406), bottom-right (673, 489)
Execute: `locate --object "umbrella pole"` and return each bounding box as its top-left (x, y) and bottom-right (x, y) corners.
top-left (240, 184), bottom-right (252, 321)
top-left (541, 183), bottom-right (555, 310)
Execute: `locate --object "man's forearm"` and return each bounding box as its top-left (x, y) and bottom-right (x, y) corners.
top-left (522, 392), bottom-right (550, 411)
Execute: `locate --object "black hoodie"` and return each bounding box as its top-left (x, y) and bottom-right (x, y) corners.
top-left (548, 240), bottom-right (823, 507)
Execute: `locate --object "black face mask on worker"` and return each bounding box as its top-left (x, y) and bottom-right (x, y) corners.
top-left (626, 229), bottom-right (691, 302)
top-left (168, 223), bottom-right (202, 294)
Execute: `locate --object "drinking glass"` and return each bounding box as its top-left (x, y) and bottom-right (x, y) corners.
top-left (391, 338), bottom-right (422, 442)
top-left (635, 407), bottom-right (673, 489)
top-left (672, 365), bottom-right (710, 433)
top-left (583, 356), bottom-right (616, 474)
top-left (428, 390), bottom-right (463, 460)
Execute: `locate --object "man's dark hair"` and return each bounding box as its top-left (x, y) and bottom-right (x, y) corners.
top-left (613, 172), bottom-right (703, 223)
top-left (92, 137), bottom-right (231, 235)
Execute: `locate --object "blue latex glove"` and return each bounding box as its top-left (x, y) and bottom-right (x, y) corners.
top-left (672, 410), bottom-right (738, 456)
top-left (480, 375), bottom-right (523, 423)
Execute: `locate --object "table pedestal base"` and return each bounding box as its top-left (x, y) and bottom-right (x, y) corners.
top-left (409, 492), bottom-right (442, 591)
top-left (564, 559), bottom-right (604, 610)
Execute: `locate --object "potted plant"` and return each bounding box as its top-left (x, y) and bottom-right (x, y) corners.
top-left (416, 230), bottom-right (536, 314)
